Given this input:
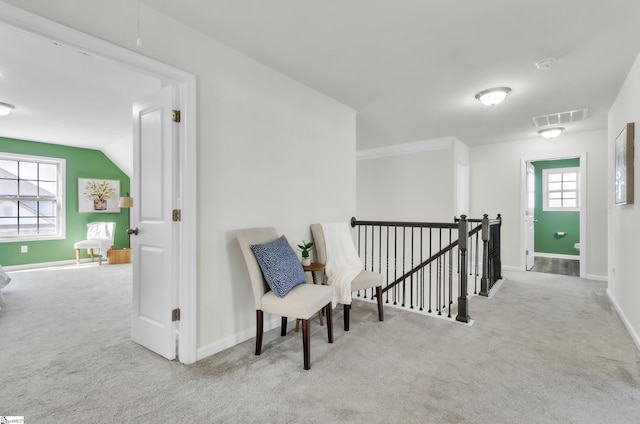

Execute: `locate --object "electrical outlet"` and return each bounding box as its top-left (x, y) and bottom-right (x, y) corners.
top-left (21, 245), bottom-right (28, 253)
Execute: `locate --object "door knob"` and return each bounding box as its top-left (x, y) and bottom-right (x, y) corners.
top-left (127, 227), bottom-right (139, 235)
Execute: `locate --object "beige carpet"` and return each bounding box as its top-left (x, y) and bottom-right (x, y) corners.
top-left (0, 264), bottom-right (638, 423)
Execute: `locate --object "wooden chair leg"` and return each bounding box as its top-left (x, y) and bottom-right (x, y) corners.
top-left (376, 286), bottom-right (384, 321)
top-left (344, 304), bottom-right (350, 331)
top-left (281, 316), bottom-right (288, 336)
top-left (301, 319), bottom-right (310, 370)
top-left (255, 310), bottom-right (264, 355)
top-left (75, 249), bottom-right (81, 266)
top-left (326, 303), bottom-right (333, 343)
top-left (89, 248), bottom-right (95, 262)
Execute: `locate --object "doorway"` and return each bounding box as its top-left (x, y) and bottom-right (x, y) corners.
top-left (0, 3), bottom-right (198, 363)
top-left (521, 152), bottom-right (586, 278)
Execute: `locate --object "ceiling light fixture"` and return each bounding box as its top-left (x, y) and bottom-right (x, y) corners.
top-left (535, 57), bottom-right (556, 71)
top-left (0, 102), bottom-right (15, 116)
top-left (475, 87), bottom-right (512, 106)
top-left (538, 127), bottom-right (564, 139)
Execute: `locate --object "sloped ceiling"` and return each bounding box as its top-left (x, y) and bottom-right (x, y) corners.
top-left (0, 23), bottom-right (161, 176)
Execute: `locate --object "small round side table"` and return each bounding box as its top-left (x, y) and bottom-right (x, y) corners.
top-left (296, 262), bottom-right (326, 331)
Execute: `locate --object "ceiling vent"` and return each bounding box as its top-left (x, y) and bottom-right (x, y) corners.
top-left (532, 108), bottom-right (588, 128)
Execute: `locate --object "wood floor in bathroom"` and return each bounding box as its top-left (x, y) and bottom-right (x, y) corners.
top-left (531, 257), bottom-right (580, 277)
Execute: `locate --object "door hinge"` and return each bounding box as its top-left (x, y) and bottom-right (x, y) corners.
top-left (173, 209), bottom-right (181, 222)
top-left (172, 109), bottom-right (181, 123)
top-left (172, 308), bottom-right (181, 321)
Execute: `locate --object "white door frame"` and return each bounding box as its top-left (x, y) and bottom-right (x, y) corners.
top-left (525, 162), bottom-right (535, 271)
top-left (0, 3), bottom-right (198, 364)
top-left (520, 152), bottom-right (587, 278)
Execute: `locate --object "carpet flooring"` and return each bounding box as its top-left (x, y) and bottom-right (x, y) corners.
top-left (0, 264), bottom-right (638, 423)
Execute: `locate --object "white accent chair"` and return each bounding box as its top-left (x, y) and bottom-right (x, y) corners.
top-left (236, 227), bottom-right (334, 370)
top-left (74, 222), bottom-right (116, 266)
top-left (311, 223), bottom-right (384, 331)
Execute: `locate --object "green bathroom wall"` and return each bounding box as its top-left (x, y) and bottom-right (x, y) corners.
top-left (532, 158), bottom-right (580, 256)
top-left (0, 136), bottom-right (130, 266)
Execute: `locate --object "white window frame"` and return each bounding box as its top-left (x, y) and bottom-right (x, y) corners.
top-left (0, 152), bottom-right (66, 242)
top-left (542, 167), bottom-right (579, 212)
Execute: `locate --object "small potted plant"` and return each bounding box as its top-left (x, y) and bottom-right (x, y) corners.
top-left (297, 240), bottom-right (314, 266)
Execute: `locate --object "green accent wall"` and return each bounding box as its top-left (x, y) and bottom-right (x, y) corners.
top-left (532, 158), bottom-right (580, 256)
top-left (0, 137), bottom-right (130, 266)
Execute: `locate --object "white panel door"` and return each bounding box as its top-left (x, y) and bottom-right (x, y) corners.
top-left (525, 162), bottom-right (536, 271)
top-left (131, 86), bottom-right (177, 360)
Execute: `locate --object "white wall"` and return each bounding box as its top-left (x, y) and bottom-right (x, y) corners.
top-left (453, 138), bottom-right (470, 216)
top-left (608, 52), bottom-right (640, 348)
top-left (6, 1), bottom-right (357, 358)
top-left (469, 130), bottom-right (608, 278)
top-left (356, 139), bottom-right (456, 222)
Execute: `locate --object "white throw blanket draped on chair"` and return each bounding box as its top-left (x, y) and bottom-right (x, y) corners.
top-left (321, 222), bottom-right (363, 307)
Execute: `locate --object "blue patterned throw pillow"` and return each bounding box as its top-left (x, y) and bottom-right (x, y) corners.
top-left (251, 235), bottom-right (306, 298)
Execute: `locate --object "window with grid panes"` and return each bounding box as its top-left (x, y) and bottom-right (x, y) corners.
top-left (543, 167), bottom-right (579, 211)
top-left (0, 153), bottom-right (65, 241)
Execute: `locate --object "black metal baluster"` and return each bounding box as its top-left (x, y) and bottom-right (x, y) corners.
top-left (419, 227), bottom-right (424, 311)
top-left (372, 225), bottom-right (382, 299)
top-left (448, 228), bottom-right (453, 318)
top-left (393, 225), bottom-right (398, 305)
top-left (385, 225), bottom-right (390, 304)
top-left (428, 228), bottom-right (432, 313)
top-left (410, 227), bottom-right (414, 309)
top-left (402, 226), bottom-right (407, 308)
top-left (474, 230), bottom-right (479, 294)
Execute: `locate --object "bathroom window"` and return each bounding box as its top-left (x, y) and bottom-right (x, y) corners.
top-left (543, 167), bottom-right (579, 211)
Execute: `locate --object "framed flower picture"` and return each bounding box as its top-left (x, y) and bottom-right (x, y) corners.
top-left (614, 123), bottom-right (634, 205)
top-left (78, 178), bottom-right (121, 212)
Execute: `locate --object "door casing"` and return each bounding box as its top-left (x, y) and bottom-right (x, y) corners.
top-left (520, 152), bottom-right (587, 278)
top-left (0, 3), bottom-right (198, 364)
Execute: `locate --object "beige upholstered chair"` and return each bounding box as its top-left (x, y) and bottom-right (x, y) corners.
top-left (311, 223), bottom-right (384, 331)
top-left (236, 227), bottom-right (334, 370)
top-left (74, 222), bottom-right (115, 266)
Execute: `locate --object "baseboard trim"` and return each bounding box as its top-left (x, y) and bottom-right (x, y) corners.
top-left (196, 315), bottom-right (286, 361)
top-left (585, 274), bottom-right (607, 282)
top-left (606, 288), bottom-right (640, 352)
top-left (502, 265), bottom-right (521, 272)
top-left (486, 279), bottom-right (505, 298)
top-left (3, 259), bottom-right (81, 271)
top-left (534, 252), bottom-right (580, 260)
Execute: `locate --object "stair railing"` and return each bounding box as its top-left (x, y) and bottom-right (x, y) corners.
top-left (350, 214), bottom-right (502, 323)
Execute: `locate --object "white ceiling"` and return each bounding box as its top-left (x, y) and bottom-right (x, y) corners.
top-left (0, 23), bottom-right (161, 175)
top-left (142, 0), bottom-right (640, 148)
top-left (2, 0), bottom-right (640, 161)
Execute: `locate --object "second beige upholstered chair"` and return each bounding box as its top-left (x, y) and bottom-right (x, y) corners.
top-left (311, 223), bottom-right (384, 331)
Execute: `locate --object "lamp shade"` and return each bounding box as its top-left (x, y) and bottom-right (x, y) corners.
top-left (118, 196), bottom-right (134, 208)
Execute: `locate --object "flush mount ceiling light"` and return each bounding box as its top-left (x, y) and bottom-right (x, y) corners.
top-left (475, 87), bottom-right (512, 106)
top-left (0, 101), bottom-right (15, 116)
top-left (535, 57), bottom-right (556, 71)
top-left (538, 127), bottom-right (564, 139)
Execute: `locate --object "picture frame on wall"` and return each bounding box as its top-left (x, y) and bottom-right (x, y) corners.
top-left (78, 178), bottom-right (121, 212)
top-left (614, 122), bottom-right (634, 205)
